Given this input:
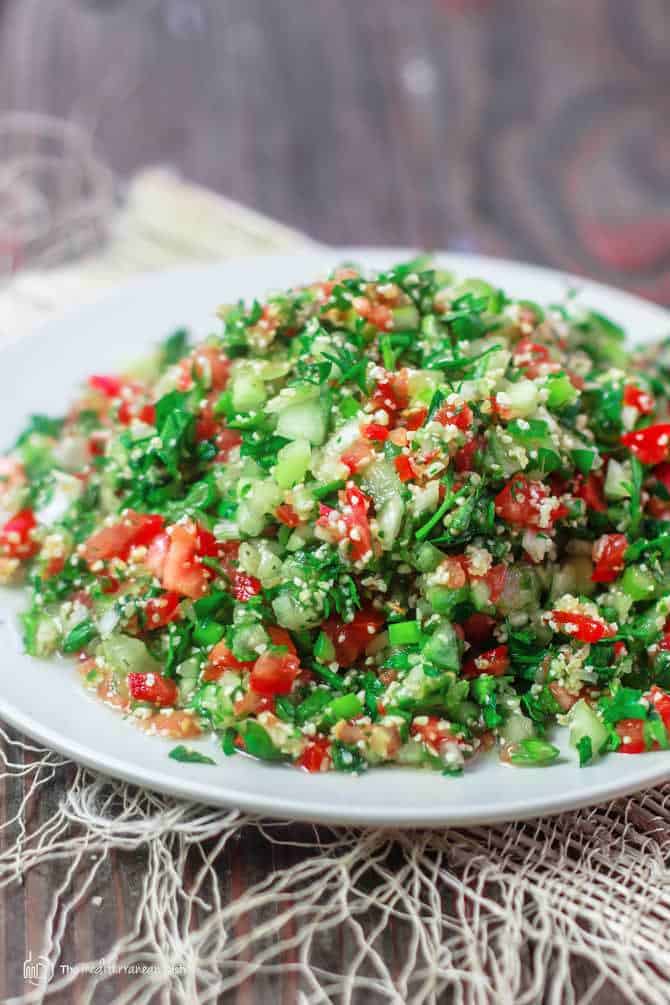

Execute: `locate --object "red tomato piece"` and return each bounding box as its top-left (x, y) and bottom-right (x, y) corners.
top-left (549, 610), bottom-right (616, 643)
top-left (621, 423), bottom-right (670, 466)
top-left (352, 297), bottom-right (393, 331)
top-left (404, 407), bottom-right (427, 431)
top-left (495, 475), bottom-right (565, 530)
top-left (340, 439), bottom-right (374, 474)
top-left (360, 422), bottom-right (389, 442)
top-left (266, 625), bottom-right (298, 654)
top-left (127, 671), bottom-right (178, 708)
top-left (574, 472), bottom-right (607, 513)
top-left (275, 503), bottom-right (301, 527)
top-left (297, 737), bottom-right (331, 773)
top-left (623, 384), bottom-right (655, 415)
top-left (433, 401), bottom-right (473, 430)
top-left (177, 345), bottom-right (231, 392)
top-left (648, 686), bottom-right (670, 733)
top-left (162, 521), bottom-right (211, 599)
top-left (216, 428), bottom-right (242, 461)
top-left (454, 437), bottom-right (480, 473)
top-left (322, 605), bottom-right (385, 667)
top-left (513, 339), bottom-right (552, 377)
top-left (0, 508), bottom-right (38, 559)
top-left (145, 531), bottom-right (170, 580)
top-left (89, 374), bottom-right (122, 398)
top-left (592, 533), bottom-right (627, 584)
top-left (144, 591), bottom-right (181, 630)
top-left (462, 644), bottom-right (509, 679)
top-left (83, 512), bottom-right (164, 565)
top-left (395, 454), bottom-right (417, 482)
top-left (410, 716), bottom-right (458, 750)
top-left (204, 642), bottom-right (255, 681)
top-left (249, 650), bottom-right (300, 696)
top-left (461, 613), bottom-right (497, 647)
top-left (230, 572), bottom-right (262, 602)
top-left (615, 718), bottom-right (647, 754)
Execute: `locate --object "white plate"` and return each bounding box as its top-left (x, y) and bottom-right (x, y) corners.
top-left (1, 249), bottom-right (670, 827)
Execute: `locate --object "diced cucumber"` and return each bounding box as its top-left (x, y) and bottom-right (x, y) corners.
top-left (230, 622), bottom-right (268, 661)
top-left (231, 369), bottom-right (267, 412)
top-left (277, 400), bottom-right (327, 445)
top-left (545, 373), bottom-right (578, 410)
top-left (99, 634), bottom-right (160, 676)
top-left (427, 585), bottom-right (470, 616)
top-left (501, 712), bottom-right (536, 744)
top-left (388, 620), bottom-right (421, 646)
top-left (620, 565), bottom-right (658, 602)
top-left (500, 379), bottom-right (538, 418)
top-left (273, 438), bottom-right (311, 489)
top-left (422, 619), bottom-right (460, 671)
top-left (414, 542), bottom-right (445, 573)
top-left (377, 496), bottom-right (404, 550)
top-left (323, 693), bottom-right (364, 723)
top-left (569, 699), bottom-right (609, 759)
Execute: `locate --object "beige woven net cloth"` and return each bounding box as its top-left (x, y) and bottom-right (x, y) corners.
top-left (2, 114), bottom-right (670, 1005)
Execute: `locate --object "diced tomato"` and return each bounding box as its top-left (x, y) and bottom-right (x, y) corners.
top-left (162, 521), bottom-right (211, 599)
top-left (145, 532), bottom-right (170, 579)
top-left (512, 339), bottom-right (554, 378)
top-left (648, 686), bottom-right (670, 733)
top-left (195, 409), bottom-right (219, 442)
top-left (592, 533), bottom-right (627, 583)
top-left (322, 605), bottom-right (385, 667)
top-left (317, 485), bottom-right (374, 562)
top-left (549, 610), bottom-right (616, 643)
top-left (144, 591), bottom-right (181, 629)
top-left (340, 439), bottom-right (374, 474)
top-left (297, 736), bottom-right (331, 773)
top-left (410, 716), bottom-right (458, 750)
top-left (44, 556), bottom-right (65, 578)
top-left (230, 572), bottom-right (262, 602)
top-left (177, 345), bottom-right (231, 392)
top-left (88, 432), bottom-right (108, 457)
top-left (203, 641), bottom-right (255, 681)
top-left (621, 423), bottom-right (670, 466)
top-left (574, 472), bottom-right (607, 513)
top-left (394, 454), bottom-right (417, 482)
top-left (250, 650), bottom-right (300, 696)
top-left (233, 690), bottom-right (276, 716)
top-left (624, 384), bottom-right (655, 415)
top-left (195, 526), bottom-right (219, 557)
top-left (89, 374), bottom-right (122, 398)
top-left (275, 503), bottom-right (301, 528)
top-left (461, 613), bottom-right (497, 647)
top-left (462, 644), bottom-right (509, 679)
top-left (0, 508), bottom-right (38, 559)
top-left (495, 475), bottom-right (566, 529)
top-left (615, 718), bottom-right (647, 754)
top-left (433, 401), bottom-right (473, 430)
top-left (371, 375), bottom-right (408, 421)
top-left (454, 437), bottom-right (480, 473)
top-left (127, 671), bottom-right (178, 708)
top-left (352, 297), bottom-right (393, 331)
top-left (360, 422), bottom-right (389, 442)
top-left (118, 398), bottom-right (156, 427)
top-left (216, 428), bottom-right (242, 461)
top-left (82, 511), bottom-right (164, 565)
top-left (404, 407), bottom-right (427, 431)
top-left (479, 564), bottom-right (507, 604)
top-left (266, 625), bottom-right (297, 654)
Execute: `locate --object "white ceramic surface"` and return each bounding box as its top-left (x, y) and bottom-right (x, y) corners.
top-left (1, 249), bottom-right (670, 827)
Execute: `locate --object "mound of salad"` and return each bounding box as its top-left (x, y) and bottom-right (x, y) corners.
top-left (3, 258), bottom-right (670, 775)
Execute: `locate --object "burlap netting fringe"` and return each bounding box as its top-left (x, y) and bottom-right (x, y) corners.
top-left (2, 724), bottom-right (670, 1004)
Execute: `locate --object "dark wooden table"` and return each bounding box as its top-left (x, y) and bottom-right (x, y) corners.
top-left (0, 1), bottom-right (669, 1001)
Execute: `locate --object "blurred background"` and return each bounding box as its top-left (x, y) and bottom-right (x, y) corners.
top-left (0, 0), bottom-right (668, 299)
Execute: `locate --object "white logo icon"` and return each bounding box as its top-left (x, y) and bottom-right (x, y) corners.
top-left (22, 951), bottom-right (54, 986)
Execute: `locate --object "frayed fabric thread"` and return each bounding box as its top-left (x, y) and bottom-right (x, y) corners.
top-left (1, 726), bottom-right (670, 1005)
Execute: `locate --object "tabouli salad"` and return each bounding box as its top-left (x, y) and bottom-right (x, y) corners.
top-left (4, 258), bottom-right (670, 775)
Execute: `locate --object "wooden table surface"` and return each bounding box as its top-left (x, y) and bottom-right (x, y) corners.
top-left (0, 0), bottom-right (669, 1001)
